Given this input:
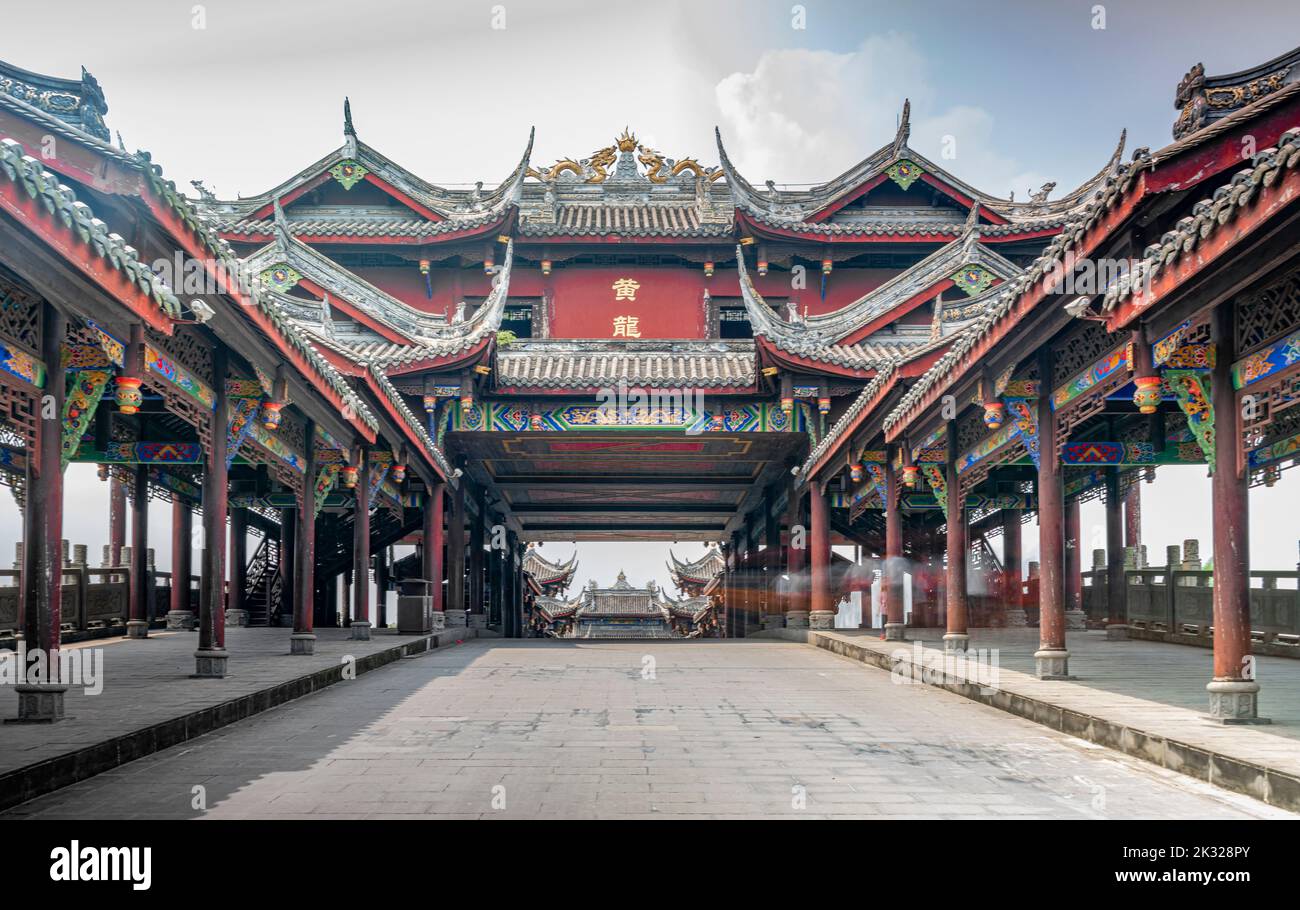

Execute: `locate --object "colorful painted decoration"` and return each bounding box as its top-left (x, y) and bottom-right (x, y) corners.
top-left (1051, 345), bottom-right (1129, 410)
top-left (849, 462), bottom-right (863, 482)
top-left (61, 370), bottom-right (110, 468)
top-left (114, 375), bottom-right (143, 414)
top-left (886, 159), bottom-right (923, 191)
top-left (921, 464), bottom-right (948, 521)
top-left (780, 396), bottom-right (794, 414)
top-left (391, 463), bottom-right (407, 483)
top-left (85, 319), bottom-right (125, 367)
top-left (329, 159), bottom-right (369, 191)
top-left (529, 412), bottom-right (544, 431)
top-left (982, 399), bottom-right (1005, 429)
top-left (1161, 344), bottom-right (1216, 370)
top-left (225, 397), bottom-right (260, 469)
top-left (261, 399), bottom-right (284, 430)
top-left (341, 464), bottom-right (359, 489)
top-left (950, 265), bottom-right (996, 297)
top-left (315, 463), bottom-right (341, 515)
top-left (1152, 320), bottom-right (1191, 367)
top-left (1165, 369), bottom-right (1215, 471)
top-left (258, 264), bottom-right (303, 291)
top-left (817, 396), bottom-right (831, 415)
top-left (710, 413), bottom-right (724, 431)
top-left (460, 393), bottom-right (474, 414)
top-left (1132, 375), bottom-right (1163, 414)
top-left (0, 340), bottom-right (45, 387)
top-left (1248, 430), bottom-right (1300, 470)
top-left (144, 345), bottom-right (216, 410)
top-left (1005, 397), bottom-right (1041, 468)
top-left (1232, 326), bottom-right (1300, 389)
top-left (902, 464), bottom-right (919, 488)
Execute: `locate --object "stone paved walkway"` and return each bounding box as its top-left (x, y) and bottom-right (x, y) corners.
top-left (0, 627), bottom-right (453, 783)
top-left (3, 639), bottom-right (1291, 819)
top-left (802, 628), bottom-right (1300, 808)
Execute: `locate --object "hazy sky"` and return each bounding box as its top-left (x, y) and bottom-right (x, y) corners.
top-left (1, 1), bottom-right (1298, 594)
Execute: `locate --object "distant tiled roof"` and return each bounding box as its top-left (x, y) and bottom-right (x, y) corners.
top-left (221, 211), bottom-right (505, 239)
top-left (495, 341), bottom-right (756, 389)
top-left (520, 202), bottom-right (732, 237)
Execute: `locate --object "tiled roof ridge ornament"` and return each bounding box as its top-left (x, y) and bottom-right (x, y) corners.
top-left (271, 195), bottom-right (291, 253)
top-left (342, 96), bottom-right (357, 159)
top-left (892, 98), bottom-right (911, 160)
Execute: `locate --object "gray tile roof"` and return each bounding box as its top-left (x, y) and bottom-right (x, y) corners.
top-left (520, 201), bottom-right (732, 237)
top-left (494, 341), bottom-right (756, 389)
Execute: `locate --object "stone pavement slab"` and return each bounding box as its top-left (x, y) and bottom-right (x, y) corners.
top-left (2, 639), bottom-right (1290, 819)
top-left (786, 627), bottom-right (1300, 811)
top-left (0, 626), bottom-right (476, 810)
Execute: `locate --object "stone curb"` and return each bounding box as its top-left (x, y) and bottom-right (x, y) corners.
top-left (0, 629), bottom-right (476, 813)
top-left (764, 628), bottom-right (1300, 813)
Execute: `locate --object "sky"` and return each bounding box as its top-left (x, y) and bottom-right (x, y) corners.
top-left (1, 0), bottom-right (1299, 597)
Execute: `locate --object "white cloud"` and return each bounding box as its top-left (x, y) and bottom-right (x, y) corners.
top-left (715, 32), bottom-right (1050, 197)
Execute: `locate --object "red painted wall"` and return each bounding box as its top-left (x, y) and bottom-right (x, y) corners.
top-left (351, 263), bottom-right (922, 338)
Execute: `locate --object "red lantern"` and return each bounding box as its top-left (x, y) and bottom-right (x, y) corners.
top-left (114, 376), bottom-right (143, 415)
top-left (850, 462), bottom-right (863, 483)
top-left (902, 465), bottom-right (919, 488)
top-left (341, 465), bottom-right (359, 489)
top-left (391, 463), bottom-right (406, 483)
top-left (982, 400), bottom-right (1005, 430)
top-left (261, 400), bottom-right (284, 430)
top-left (817, 396), bottom-right (831, 415)
top-left (780, 396), bottom-right (794, 415)
top-left (1132, 375), bottom-right (1162, 414)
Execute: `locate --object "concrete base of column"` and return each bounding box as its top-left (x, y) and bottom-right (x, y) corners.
top-left (884, 622), bottom-right (907, 641)
top-left (1034, 648), bottom-right (1074, 680)
top-left (349, 620), bottom-right (372, 641)
top-left (785, 610), bottom-right (810, 629)
top-left (1004, 609), bottom-right (1029, 628)
top-left (225, 609), bottom-right (249, 628)
top-left (5, 683), bottom-right (68, 724)
top-left (165, 610), bottom-right (195, 630)
top-left (443, 609), bottom-right (468, 628)
top-left (430, 612), bottom-right (446, 632)
top-left (761, 614), bottom-right (785, 630)
top-left (192, 649), bottom-right (229, 678)
top-left (289, 633), bottom-right (316, 655)
top-left (808, 611), bottom-right (835, 630)
top-left (468, 613), bottom-right (487, 630)
top-left (1105, 623), bottom-right (1130, 641)
top-left (125, 620), bottom-right (149, 639)
top-left (1065, 610), bottom-right (1088, 631)
top-left (1206, 679), bottom-right (1270, 724)
top-left (942, 632), bottom-right (970, 652)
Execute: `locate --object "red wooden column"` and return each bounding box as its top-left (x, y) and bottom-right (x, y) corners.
top-left (1003, 510), bottom-right (1026, 626)
top-left (785, 491), bottom-right (808, 628)
top-left (279, 506), bottom-right (296, 626)
top-left (883, 457), bottom-right (906, 640)
top-left (227, 507), bottom-right (248, 626)
top-left (469, 483), bottom-right (486, 623)
top-left (1064, 496), bottom-right (1084, 625)
top-left (351, 448), bottom-right (371, 640)
top-left (762, 485), bottom-right (782, 630)
top-left (424, 484), bottom-right (445, 615)
top-left (14, 301), bottom-right (67, 721)
top-left (291, 419), bottom-right (317, 655)
top-left (124, 324), bottom-right (149, 640)
top-left (167, 497), bottom-right (194, 629)
top-left (808, 480), bottom-right (834, 629)
top-left (196, 345), bottom-right (229, 675)
top-left (1124, 484), bottom-right (1142, 549)
top-left (1208, 304), bottom-right (1264, 722)
top-left (126, 462), bottom-right (150, 639)
top-left (943, 424), bottom-right (969, 652)
top-left (446, 478), bottom-right (466, 627)
top-left (1035, 348), bottom-right (1071, 678)
top-left (1104, 470), bottom-right (1129, 639)
top-left (109, 475), bottom-right (127, 567)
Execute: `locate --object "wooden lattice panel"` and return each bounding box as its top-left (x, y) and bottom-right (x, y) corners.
top-left (1052, 321), bottom-right (1116, 388)
top-left (145, 326), bottom-right (213, 385)
top-left (0, 266), bottom-right (42, 354)
top-left (1236, 262), bottom-right (1300, 356)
